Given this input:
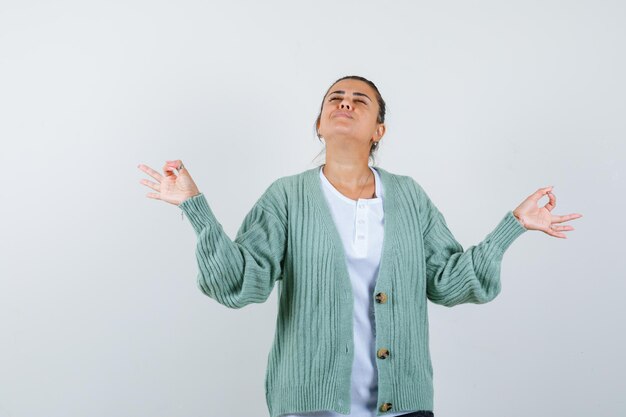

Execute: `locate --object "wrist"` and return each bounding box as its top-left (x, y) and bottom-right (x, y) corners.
top-left (180, 192), bottom-right (201, 205)
top-left (513, 211), bottom-right (527, 229)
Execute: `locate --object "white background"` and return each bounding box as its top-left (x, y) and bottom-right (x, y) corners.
top-left (1, 1), bottom-right (624, 416)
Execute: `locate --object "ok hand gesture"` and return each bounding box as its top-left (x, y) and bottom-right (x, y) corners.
top-left (513, 186), bottom-right (582, 239)
top-left (137, 159), bottom-right (200, 206)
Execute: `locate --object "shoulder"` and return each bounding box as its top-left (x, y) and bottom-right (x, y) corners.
top-left (374, 166), bottom-right (426, 196)
top-left (260, 167), bottom-right (315, 200)
top-left (253, 167), bottom-right (316, 224)
top-left (373, 167), bottom-right (439, 221)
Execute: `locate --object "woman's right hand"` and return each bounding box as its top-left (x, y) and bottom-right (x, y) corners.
top-left (137, 159), bottom-right (201, 206)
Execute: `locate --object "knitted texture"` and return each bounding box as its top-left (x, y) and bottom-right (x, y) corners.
top-left (178, 166), bottom-right (527, 417)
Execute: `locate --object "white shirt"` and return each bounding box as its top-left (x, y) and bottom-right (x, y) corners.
top-left (281, 165), bottom-right (410, 417)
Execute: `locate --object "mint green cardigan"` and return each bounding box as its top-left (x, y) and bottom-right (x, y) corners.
top-left (178, 165), bottom-right (527, 417)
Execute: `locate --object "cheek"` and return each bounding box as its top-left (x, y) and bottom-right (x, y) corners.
top-left (319, 107), bottom-right (332, 125)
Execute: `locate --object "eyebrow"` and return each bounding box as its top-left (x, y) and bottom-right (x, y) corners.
top-left (328, 90), bottom-right (372, 102)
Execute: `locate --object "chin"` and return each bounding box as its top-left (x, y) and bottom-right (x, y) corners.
top-left (327, 130), bottom-right (353, 139)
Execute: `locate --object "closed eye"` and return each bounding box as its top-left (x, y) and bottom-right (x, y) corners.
top-left (328, 96), bottom-right (367, 105)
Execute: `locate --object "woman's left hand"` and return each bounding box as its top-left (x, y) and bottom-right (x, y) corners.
top-left (512, 186), bottom-right (583, 238)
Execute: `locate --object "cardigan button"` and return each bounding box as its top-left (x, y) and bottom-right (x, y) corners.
top-left (380, 402), bottom-right (393, 412)
top-left (377, 348), bottom-right (390, 359)
top-left (375, 292), bottom-right (387, 304)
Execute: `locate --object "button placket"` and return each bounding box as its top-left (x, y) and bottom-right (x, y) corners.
top-left (354, 200), bottom-right (368, 254)
top-left (373, 285), bottom-right (392, 412)
top-left (374, 288), bottom-right (392, 411)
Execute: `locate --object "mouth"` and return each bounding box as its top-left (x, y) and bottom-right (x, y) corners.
top-left (332, 111), bottom-right (353, 119)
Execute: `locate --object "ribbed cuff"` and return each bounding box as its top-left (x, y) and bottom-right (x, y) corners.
top-left (487, 211), bottom-right (528, 254)
top-left (178, 193), bottom-right (218, 235)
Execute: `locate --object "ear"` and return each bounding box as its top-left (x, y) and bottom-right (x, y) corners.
top-left (376, 123), bottom-right (386, 140)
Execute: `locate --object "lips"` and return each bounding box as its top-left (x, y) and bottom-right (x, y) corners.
top-left (332, 111), bottom-right (353, 119)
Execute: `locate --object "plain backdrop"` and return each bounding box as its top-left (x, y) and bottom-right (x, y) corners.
top-left (0, 1), bottom-right (624, 416)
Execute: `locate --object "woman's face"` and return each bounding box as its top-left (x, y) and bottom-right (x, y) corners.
top-left (317, 79), bottom-right (385, 145)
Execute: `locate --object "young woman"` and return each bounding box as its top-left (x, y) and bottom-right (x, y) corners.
top-left (138, 75), bottom-right (582, 417)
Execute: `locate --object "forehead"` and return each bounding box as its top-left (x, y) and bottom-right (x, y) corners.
top-left (326, 78), bottom-right (376, 97)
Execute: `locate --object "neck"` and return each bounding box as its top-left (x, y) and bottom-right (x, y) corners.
top-left (321, 136), bottom-right (373, 183)
top-left (322, 160), bottom-right (372, 190)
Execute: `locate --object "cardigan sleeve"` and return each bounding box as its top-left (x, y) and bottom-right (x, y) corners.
top-left (416, 183), bottom-right (527, 307)
top-left (178, 186), bottom-right (287, 309)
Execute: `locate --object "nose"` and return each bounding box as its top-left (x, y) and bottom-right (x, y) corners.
top-left (340, 97), bottom-right (351, 110)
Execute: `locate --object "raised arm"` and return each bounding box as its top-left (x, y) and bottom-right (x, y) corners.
top-left (179, 190), bottom-right (286, 309)
top-left (414, 181), bottom-right (528, 307)
top-left (138, 159), bottom-right (287, 309)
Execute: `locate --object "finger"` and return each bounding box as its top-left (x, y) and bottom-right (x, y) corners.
top-left (139, 178), bottom-right (160, 192)
top-left (165, 160), bottom-right (187, 176)
top-left (551, 213), bottom-right (583, 224)
top-left (167, 159), bottom-right (188, 174)
top-left (163, 163), bottom-right (178, 178)
top-left (543, 190), bottom-right (556, 212)
top-left (166, 159), bottom-right (183, 169)
top-left (545, 227), bottom-right (567, 239)
top-left (530, 185), bottom-right (554, 203)
top-left (550, 224), bottom-right (575, 232)
top-left (146, 192), bottom-right (161, 200)
top-left (138, 163), bottom-right (164, 182)
top-left (548, 223), bottom-right (568, 238)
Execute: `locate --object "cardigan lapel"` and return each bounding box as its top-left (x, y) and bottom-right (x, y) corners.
top-left (306, 165), bottom-right (398, 291)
